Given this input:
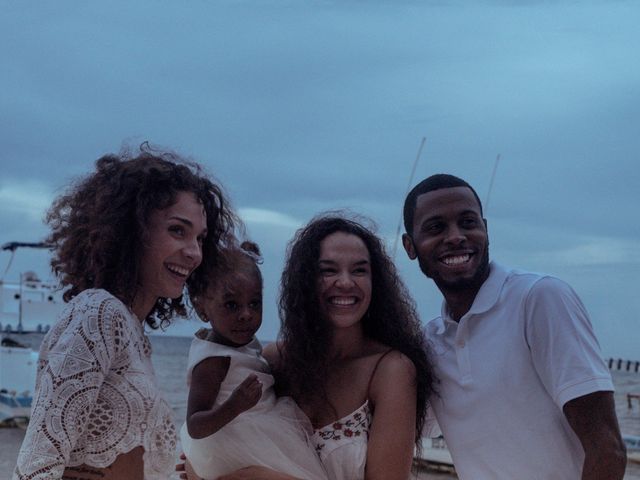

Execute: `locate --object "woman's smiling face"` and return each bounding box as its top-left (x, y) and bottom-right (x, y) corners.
top-left (134, 191), bottom-right (207, 319)
top-left (317, 231), bottom-right (372, 331)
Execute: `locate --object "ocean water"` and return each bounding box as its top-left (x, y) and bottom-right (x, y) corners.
top-left (2, 334), bottom-right (639, 478)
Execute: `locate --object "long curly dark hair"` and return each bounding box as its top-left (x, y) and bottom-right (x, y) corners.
top-left (45, 143), bottom-right (237, 328)
top-left (277, 213), bottom-right (435, 446)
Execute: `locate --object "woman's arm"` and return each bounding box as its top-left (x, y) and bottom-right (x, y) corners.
top-left (186, 357), bottom-right (262, 439)
top-left (365, 351), bottom-right (417, 480)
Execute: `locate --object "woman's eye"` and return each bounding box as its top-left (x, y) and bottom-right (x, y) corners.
top-left (249, 300), bottom-right (262, 310)
top-left (319, 268), bottom-right (336, 276)
top-left (169, 225), bottom-right (185, 236)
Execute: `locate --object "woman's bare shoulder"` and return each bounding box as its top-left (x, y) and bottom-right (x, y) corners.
top-left (364, 340), bottom-right (414, 369)
top-left (371, 348), bottom-right (416, 386)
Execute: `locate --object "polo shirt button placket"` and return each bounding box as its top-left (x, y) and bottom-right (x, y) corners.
top-left (455, 323), bottom-right (472, 385)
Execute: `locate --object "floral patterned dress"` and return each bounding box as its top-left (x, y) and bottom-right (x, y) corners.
top-left (311, 401), bottom-right (371, 480)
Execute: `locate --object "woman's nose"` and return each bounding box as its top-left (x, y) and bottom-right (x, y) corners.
top-left (334, 271), bottom-right (355, 288)
top-left (183, 238), bottom-right (203, 264)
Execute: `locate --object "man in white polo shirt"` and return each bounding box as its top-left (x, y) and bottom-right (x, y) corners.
top-left (402, 174), bottom-right (626, 479)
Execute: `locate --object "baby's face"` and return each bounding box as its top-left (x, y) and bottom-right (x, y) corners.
top-left (206, 273), bottom-right (263, 347)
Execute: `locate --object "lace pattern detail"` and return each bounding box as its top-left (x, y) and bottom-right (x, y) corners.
top-left (14, 289), bottom-right (177, 479)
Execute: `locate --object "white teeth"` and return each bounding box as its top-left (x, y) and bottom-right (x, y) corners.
top-left (166, 264), bottom-right (189, 276)
top-left (442, 255), bottom-right (470, 266)
top-left (329, 297), bottom-right (357, 306)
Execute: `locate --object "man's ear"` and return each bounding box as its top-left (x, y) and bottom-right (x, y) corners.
top-left (402, 233), bottom-right (417, 260)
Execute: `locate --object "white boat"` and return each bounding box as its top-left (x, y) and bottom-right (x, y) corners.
top-left (0, 242), bottom-right (60, 425)
top-left (0, 336), bottom-right (38, 425)
top-left (0, 242), bottom-right (65, 334)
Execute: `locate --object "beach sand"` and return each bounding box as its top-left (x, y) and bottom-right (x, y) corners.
top-left (2, 334), bottom-right (639, 479)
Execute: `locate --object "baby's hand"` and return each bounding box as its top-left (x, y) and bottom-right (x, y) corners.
top-left (227, 374), bottom-right (262, 414)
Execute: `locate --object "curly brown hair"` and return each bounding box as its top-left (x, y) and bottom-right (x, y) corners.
top-left (45, 143), bottom-right (237, 328)
top-left (276, 213), bottom-right (435, 447)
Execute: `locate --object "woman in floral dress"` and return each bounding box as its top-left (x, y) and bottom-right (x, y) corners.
top-left (215, 214), bottom-right (436, 480)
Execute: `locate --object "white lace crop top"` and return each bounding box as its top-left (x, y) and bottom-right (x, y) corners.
top-left (13, 289), bottom-right (177, 480)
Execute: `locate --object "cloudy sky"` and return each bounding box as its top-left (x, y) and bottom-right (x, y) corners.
top-left (1, 1), bottom-right (638, 358)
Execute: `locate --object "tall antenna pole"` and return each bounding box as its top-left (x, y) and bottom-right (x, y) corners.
top-left (392, 137), bottom-right (426, 259)
top-left (484, 154), bottom-right (501, 215)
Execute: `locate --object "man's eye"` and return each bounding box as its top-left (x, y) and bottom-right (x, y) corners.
top-left (461, 218), bottom-right (478, 228)
top-left (422, 223), bottom-right (442, 233)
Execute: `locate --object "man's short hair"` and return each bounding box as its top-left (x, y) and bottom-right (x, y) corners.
top-left (403, 174), bottom-right (483, 236)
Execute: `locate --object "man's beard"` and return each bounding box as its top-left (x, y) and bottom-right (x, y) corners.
top-left (418, 243), bottom-right (490, 294)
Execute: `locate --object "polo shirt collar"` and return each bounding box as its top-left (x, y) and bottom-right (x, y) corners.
top-left (437, 261), bottom-right (509, 331)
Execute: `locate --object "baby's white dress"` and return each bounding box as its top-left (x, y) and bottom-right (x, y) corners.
top-left (180, 331), bottom-right (327, 480)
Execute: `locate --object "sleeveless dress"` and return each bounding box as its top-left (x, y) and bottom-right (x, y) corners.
top-left (179, 331), bottom-right (328, 480)
top-left (309, 349), bottom-right (393, 480)
top-left (311, 402), bottom-right (371, 480)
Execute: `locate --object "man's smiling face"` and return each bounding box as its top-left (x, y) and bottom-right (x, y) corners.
top-left (403, 186), bottom-right (489, 295)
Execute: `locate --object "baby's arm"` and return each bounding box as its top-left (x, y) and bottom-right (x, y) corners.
top-left (186, 356), bottom-right (262, 439)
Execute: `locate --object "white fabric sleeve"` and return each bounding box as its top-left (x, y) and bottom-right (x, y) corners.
top-left (14, 297), bottom-right (124, 479)
top-left (524, 276), bottom-right (613, 409)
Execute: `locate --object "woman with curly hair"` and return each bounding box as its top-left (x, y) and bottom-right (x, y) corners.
top-left (215, 213), bottom-right (435, 480)
top-left (14, 145), bottom-right (236, 480)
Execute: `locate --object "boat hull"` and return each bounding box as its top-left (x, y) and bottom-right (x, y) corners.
top-left (0, 344), bottom-right (38, 424)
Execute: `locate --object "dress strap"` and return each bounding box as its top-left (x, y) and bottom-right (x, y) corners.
top-left (366, 348), bottom-right (395, 396)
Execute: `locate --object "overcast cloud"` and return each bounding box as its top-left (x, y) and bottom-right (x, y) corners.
top-left (1, 0), bottom-right (638, 358)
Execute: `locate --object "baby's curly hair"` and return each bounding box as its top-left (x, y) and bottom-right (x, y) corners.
top-left (45, 143), bottom-right (237, 328)
top-left (190, 241), bottom-right (263, 323)
top-left (276, 213), bottom-right (435, 448)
